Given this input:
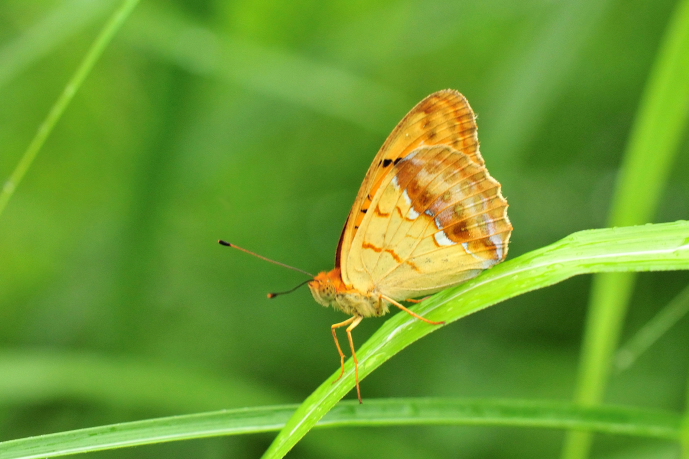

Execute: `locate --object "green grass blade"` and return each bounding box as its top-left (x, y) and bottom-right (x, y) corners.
top-left (262, 221), bottom-right (689, 458)
top-left (563, 0), bottom-right (689, 457)
top-left (0, 0), bottom-right (140, 220)
top-left (608, 8), bottom-right (689, 227)
top-left (0, 398), bottom-right (681, 459)
top-left (614, 283), bottom-right (689, 372)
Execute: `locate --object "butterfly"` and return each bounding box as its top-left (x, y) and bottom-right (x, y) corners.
top-left (221, 89), bottom-right (512, 403)
top-left (307, 89), bottom-right (512, 402)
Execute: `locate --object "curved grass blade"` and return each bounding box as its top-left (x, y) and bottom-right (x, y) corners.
top-left (263, 221), bottom-right (689, 458)
top-left (0, 398), bottom-right (681, 459)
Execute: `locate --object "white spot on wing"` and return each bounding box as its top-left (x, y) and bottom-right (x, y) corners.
top-left (402, 189), bottom-right (412, 205)
top-left (434, 231), bottom-right (456, 246)
top-left (392, 175), bottom-right (400, 188)
top-left (401, 188), bottom-right (423, 219)
top-left (490, 234), bottom-right (504, 260)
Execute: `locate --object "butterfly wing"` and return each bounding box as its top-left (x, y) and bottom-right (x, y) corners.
top-left (339, 90), bottom-right (511, 298)
top-left (336, 90), bottom-right (482, 269)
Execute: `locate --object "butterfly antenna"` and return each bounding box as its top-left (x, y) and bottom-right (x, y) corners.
top-left (218, 240), bottom-right (314, 277)
top-left (267, 279), bottom-right (312, 299)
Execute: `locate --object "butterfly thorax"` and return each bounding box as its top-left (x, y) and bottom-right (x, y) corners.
top-left (308, 268), bottom-right (390, 318)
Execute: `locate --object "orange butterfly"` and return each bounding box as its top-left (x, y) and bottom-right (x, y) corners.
top-left (222, 90), bottom-right (512, 403)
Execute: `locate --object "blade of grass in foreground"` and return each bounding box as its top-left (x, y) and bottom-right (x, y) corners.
top-left (563, 0), bottom-right (689, 457)
top-left (0, 0), bottom-right (140, 220)
top-left (0, 398), bottom-right (681, 459)
top-left (262, 221), bottom-right (689, 458)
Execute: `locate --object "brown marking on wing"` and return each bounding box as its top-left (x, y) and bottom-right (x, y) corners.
top-left (362, 241), bottom-right (383, 253)
top-left (394, 146), bottom-right (455, 212)
top-left (362, 241), bottom-right (420, 271)
top-left (374, 207), bottom-right (391, 218)
top-left (375, 203), bottom-right (415, 220)
top-left (386, 249), bottom-right (403, 264)
top-left (405, 259), bottom-right (422, 273)
top-left (449, 221), bottom-right (470, 240)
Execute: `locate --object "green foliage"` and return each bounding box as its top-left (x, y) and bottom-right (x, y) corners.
top-left (1, 1), bottom-right (688, 458)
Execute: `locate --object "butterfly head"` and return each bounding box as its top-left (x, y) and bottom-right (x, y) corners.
top-left (308, 268), bottom-right (387, 317)
top-left (308, 269), bottom-right (344, 308)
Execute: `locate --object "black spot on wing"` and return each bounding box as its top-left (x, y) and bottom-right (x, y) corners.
top-left (382, 157), bottom-right (404, 168)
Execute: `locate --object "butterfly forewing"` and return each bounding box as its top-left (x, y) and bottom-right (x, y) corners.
top-left (340, 90), bottom-right (512, 299)
top-left (339, 90), bottom-right (484, 278)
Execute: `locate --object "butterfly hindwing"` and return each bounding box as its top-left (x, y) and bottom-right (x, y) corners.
top-left (349, 145), bottom-right (511, 298)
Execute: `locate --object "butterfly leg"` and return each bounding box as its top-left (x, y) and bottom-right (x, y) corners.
top-left (345, 315), bottom-right (364, 403)
top-left (331, 316), bottom-right (357, 383)
top-left (382, 294), bottom-right (445, 325)
top-left (405, 296), bottom-right (432, 304)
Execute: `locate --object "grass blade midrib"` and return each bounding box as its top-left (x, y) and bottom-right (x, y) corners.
top-left (0, 398), bottom-right (681, 459)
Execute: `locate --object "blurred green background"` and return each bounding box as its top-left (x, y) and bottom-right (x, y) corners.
top-left (1, 0), bottom-right (688, 457)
